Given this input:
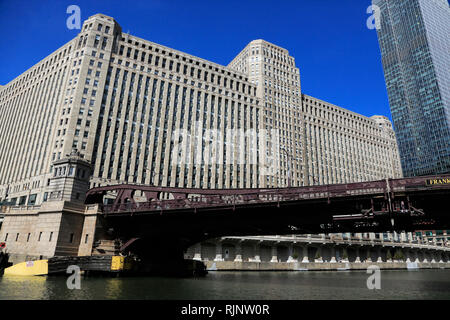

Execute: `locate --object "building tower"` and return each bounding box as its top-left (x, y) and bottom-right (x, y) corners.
top-left (229, 40), bottom-right (304, 187)
top-left (46, 149), bottom-right (91, 203)
top-left (373, 0), bottom-right (450, 176)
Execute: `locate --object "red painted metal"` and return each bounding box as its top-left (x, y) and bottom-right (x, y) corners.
top-left (120, 237), bottom-right (140, 252)
top-left (85, 174), bottom-right (450, 215)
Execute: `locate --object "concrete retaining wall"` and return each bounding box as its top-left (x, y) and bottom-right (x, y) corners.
top-left (204, 261), bottom-right (450, 271)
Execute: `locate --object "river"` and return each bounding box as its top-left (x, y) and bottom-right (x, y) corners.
top-left (1, 270), bottom-right (449, 300)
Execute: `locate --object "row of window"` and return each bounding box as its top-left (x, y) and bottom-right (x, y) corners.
top-left (116, 43), bottom-right (256, 96)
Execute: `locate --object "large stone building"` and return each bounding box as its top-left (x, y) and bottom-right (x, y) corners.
top-left (0, 15), bottom-right (401, 206)
top-left (0, 14), bottom-right (406, 263)
top-left (228, 40), bottom-right (402, 187)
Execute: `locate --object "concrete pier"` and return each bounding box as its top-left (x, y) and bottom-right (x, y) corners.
top-left (185, 235), bottom-right (450, 271)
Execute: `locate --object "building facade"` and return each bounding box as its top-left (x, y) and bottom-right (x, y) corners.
top-left (301, 97), bottom-right (402, 185)
top-left (0, 14), bottom-right (402, 208)
top-left (373, 0), bottom-right (450, 176)
top-left (228, 40), bottom-right (402, 187)
top-left (229, 40), bottom-right (304, 187)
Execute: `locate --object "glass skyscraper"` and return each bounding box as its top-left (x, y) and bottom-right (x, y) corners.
top-left (373, 0), bottom-right (450, 176)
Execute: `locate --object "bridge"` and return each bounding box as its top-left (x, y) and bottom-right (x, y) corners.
top-left (85, 175), bottom-right (450, 260)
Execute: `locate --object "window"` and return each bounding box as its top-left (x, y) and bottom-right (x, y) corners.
top-left (18, 196), bottom-right (27, 206)
top-left (69, 233), bottom-right (74, 243)
top-left (38, 232), bottom-right (42, 241)
top-left (49, 232), bottom-right (53, 242)
top-left (27, 194), bottom-right (37, 206)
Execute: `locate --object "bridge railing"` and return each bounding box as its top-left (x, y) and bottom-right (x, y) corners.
top-left (101, 186), bottom-right (385, 214)
top-left (98, 174), bottom-right (450, 214)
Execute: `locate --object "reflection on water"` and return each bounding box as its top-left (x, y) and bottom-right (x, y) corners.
top-left (1, 270), bottom-right (450, 300)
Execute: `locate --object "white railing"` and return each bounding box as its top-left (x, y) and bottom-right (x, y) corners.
top-left (223, 235), bottom-right (450, 251)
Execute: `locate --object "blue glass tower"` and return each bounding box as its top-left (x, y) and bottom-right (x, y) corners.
top-left (373, 0), bottom-right (450, 176)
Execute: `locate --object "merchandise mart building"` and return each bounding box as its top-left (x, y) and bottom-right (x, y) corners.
top-left (0, 14), bottom-right (402, 208)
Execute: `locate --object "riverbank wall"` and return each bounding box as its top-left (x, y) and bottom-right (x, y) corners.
top-left (205, 260), bottom-right (450, 271)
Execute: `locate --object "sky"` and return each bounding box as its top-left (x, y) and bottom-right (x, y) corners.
top-left (0, 0), bottom-right (392, 119)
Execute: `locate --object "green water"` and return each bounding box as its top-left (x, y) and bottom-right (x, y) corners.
top-left (1, 270), bottom-right (449, 300)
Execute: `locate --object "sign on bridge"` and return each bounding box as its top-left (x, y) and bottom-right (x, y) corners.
top-left (426, 178), bottom-right (450, 186)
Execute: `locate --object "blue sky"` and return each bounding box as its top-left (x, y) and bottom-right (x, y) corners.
top-left (0, 0), bottom-right (391, 119)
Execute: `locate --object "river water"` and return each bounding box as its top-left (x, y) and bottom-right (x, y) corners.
top-left (1, 270), bottom-right (449, 300)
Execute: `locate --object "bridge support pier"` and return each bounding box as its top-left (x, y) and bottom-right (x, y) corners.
top-left (431, 251), bottom-right (437, 263)
top-left (405, 250), bottom-right (411, 263)
top-left (252, 243), bottom-right (261, 263)
top-left (314, 247), bottom-right (323, 263)
top-left (234, 242), bottom-right (243, 262)
top-left (193, 243), bottom-right (202, 261)
top-left (422, 251), bottom-right (429, 263)
top-left (377, 248), bottom-right (383, 263)
top-left (214, 242), bottom-right (224, 262)
top-left (330, 246), bottom-right (337, 263)
top-left (366, 247), bottom-right (372, 263)
top-left (355, 247), bottom-right (361, 263)
top-left (287, 244), bottom-right (297, 263)
top-left (342, 247), bottom-right (349, 262)
top-left (301, 246), bottom-right (309, 263)
top-left (270, 245), bottom-right (278, 263)
top-left (414, 250), bottom-right (420, 263)
top-left (438, 251), bottom-right (444, 263)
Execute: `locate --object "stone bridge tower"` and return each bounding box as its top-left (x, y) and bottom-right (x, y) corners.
top-left (47, 149), bottom-right (91, 203)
